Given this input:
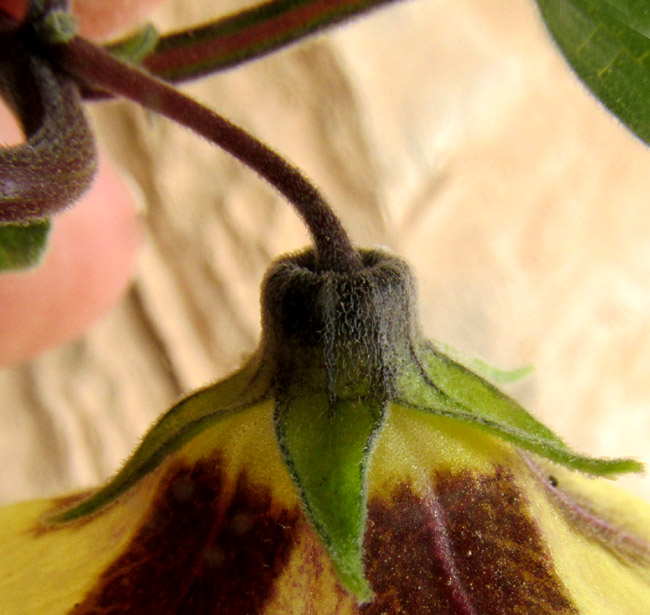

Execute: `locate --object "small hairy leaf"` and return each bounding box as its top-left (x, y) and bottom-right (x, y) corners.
top-left (33, 9), bottom-right (77, 44)
top-left (0, 219), bottom-right (50, 270)
top-left (536, 0), bottom-right (650, 145)
top-left (106, 24), bottom-right (160, 65)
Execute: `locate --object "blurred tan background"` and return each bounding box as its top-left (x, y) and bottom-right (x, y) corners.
top-left (2, 0), bottom-right (650, 503)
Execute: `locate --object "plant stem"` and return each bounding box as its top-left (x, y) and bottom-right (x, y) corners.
top-left (50, 36), bottom-right (362, 273)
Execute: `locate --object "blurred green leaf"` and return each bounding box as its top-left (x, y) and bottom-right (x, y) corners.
top-left (139, 0), bottom-right (401, 83)
top-left (0, 219), bottom-right (51, 271)
top-left (431, 340), bottom-right (534, 384)
top-left (536, 0), bottom-right (650, 144)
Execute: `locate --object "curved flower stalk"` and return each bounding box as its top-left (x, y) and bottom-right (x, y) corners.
top-left (5, 0), bottom-right (650, 270)
top-left (0, 0), bottom-right (404, 270)
top-left (1, 248), bottom-right (647, 614)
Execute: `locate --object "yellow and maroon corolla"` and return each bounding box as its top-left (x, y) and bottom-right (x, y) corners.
top-left (1, 249), bottom-right (649, 614)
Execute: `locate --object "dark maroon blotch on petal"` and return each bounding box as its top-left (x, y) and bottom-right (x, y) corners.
top-left (361, 468), bottom-right (578, 615)
top-left (69, 459), bottom-right (300, 615)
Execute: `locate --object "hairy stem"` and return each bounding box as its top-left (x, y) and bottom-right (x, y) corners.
top-left (50, 36), bottom-right (361, 273)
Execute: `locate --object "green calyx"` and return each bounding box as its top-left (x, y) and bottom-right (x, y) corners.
top-left (53, 247), bottom-right (643, 604)
top-left (262, 249), bottom-right (418, 602)
top-left (261, 247), bottom-right (643, 600)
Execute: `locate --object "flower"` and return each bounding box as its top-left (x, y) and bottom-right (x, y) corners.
top-left (1, 248), bottom-right (649, 614)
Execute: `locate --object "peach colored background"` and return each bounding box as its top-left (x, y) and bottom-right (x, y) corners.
top-left (2, 0), bottom-right (650, 502)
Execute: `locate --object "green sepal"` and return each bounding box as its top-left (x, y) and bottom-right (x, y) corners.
top-left (432, 340), bottom-right (534, 384)
top-left (0, 219), bottom-right (51, 271)
top-left (398, 342), bottom-right (643, 476)
top-left (53, 354), bottom-right (271, 522)
top-left (536, 0), bottom-right (650, 146)
top-left (275, 388), bottom-right (385, 603)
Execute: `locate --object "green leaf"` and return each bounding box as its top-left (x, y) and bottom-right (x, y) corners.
top-left (536, 0), bottom-right (650, 144)
top-left (53, 355), bottom-right (271, 522)
top-left (0, 219), bottom-right (51, 271)
top-left (275, 388), bottom-right (385, 602)
top-left (398, 342), bottom-right (643, 476)
top-left (140, 0), bottom-right (403, 83)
